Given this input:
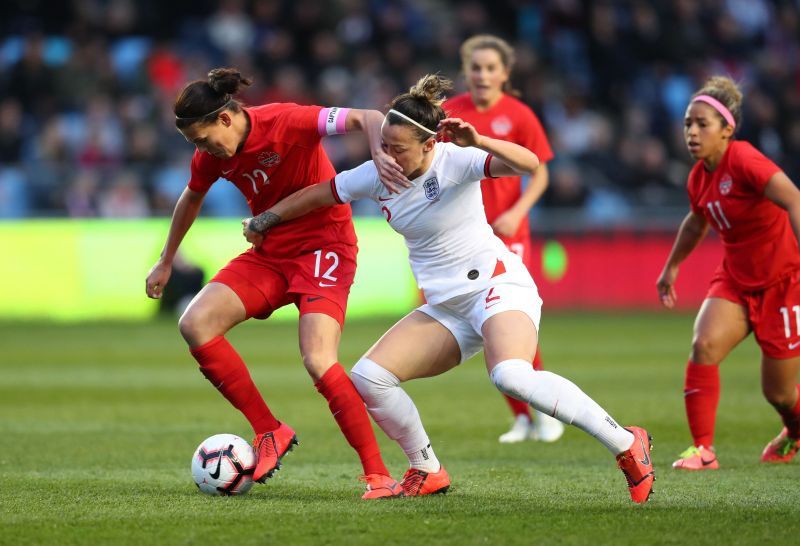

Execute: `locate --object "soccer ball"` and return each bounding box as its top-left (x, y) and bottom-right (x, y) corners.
top-left (191, 433), bottom-right (256, 496)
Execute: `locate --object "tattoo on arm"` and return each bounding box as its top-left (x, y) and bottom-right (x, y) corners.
top-left (248, 211), bottom-right (282, 233)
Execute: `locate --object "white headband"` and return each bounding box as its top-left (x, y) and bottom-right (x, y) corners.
top-left (383, 108), bottom-right (437, 136)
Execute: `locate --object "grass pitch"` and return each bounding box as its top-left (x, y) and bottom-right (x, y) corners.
top-left (1, 312), bottom-right (797, 545)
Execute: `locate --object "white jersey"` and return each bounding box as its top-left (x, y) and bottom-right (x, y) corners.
top-left (332, 142), bottom-right (532, 304)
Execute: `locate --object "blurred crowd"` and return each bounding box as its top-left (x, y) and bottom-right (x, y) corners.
top-left (0, 0), bottom-right (798, 225)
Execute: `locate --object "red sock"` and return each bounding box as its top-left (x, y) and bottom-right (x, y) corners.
top-left (190, 336), bottom-right (280, 434)
top-left (776, 384), bottom-right (800, 439)
top-left (684, 360), bottom-right (720, 447)
top-left (315, 363), bottom-right (390, 477)
top-left (532, 347), bottom-right (544, 371)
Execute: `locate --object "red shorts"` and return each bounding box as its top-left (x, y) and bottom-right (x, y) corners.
top-left (210, 243), bottom-right (357, 327)
top-left (707, 269), bottom-right (800, 359)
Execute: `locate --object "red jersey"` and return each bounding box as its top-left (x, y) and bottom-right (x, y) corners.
top-left (687, 140), bottom-right (799, 290)
top-left (443, 93), bottom-right (554, 243)
top-left (188, 103), bottom-right (356, 257)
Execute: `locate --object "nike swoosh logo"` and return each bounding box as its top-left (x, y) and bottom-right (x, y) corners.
top-left (789, 341), bottom-right (800, 350)
top-left (378, 196), bottom-right (393, 202)
top-left (637, 436), bottom-right (650, 466)
top-left (485, 302), bottom-right (501, 309)
top-left (319, 282), bottom-right (336, 287)
top-left (209, 449), bottom-right (225, 479)
top-left (701, 456), bottom-right (717, 466)
top-left (307, 296), bottom-right (323, 302)
top-left (684, 388), bottom-right (701, 396)
top-left (222, 169), bottom-right (234, 175)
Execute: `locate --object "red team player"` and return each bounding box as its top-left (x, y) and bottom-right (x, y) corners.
top-left (657, 76), bottom-right (800, 469)
top-left (443, 35), bottom-right (564, 443)
top-left (145, 68), bottom-right (407, 498)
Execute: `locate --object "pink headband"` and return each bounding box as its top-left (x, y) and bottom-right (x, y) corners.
top-left (693, 94), bottom-right (736, 128)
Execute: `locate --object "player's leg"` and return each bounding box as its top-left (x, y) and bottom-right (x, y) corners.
top-left (350, 310), bottom-right (463, 496)
top-left (180, 281), bottom-right (282, 442)
top-left (673, 297), bottom-right (750, 470)
top-left (479, 281), bottom-right (652, 503)
top-left (498, 239), bottom-right (536, 442)
top-left (760, 356), bottom-right (800, 462)
top-left (296, 309), bottom-right (401, 498)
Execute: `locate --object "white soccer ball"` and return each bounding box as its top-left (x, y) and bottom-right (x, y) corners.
top-left (191, 433), bottom-right (256, 496)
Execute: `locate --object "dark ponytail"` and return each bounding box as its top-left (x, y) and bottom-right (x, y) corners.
top-left (174, 68), bottom-right (253, 129)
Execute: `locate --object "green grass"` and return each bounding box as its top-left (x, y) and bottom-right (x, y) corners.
top-left (1, 312), bottom-right (797, 545)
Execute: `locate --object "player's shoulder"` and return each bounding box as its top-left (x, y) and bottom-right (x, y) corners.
top-left (191, 148), bottom-right (221, 171)
top-left (728, 140), bottom-right (764, 162)
top-left (443, 93), bottom-right (475, 114)
top-left (498, 94), bottom-right (539, 119)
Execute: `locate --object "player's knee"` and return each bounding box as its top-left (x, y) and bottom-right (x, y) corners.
top-left (351, 357), bottom-right (398, 402)
top-left (690, 335), bottom-right (720, 363)
top-left (178, 306), bottom-right (208, 345)
top-left (762, 383), bottom-right (796, 409)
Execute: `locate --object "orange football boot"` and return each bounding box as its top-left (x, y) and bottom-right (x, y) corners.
top-left (400, 466), bottom-right (451, 496)
top-left (760, 428), bottom-right (800, 463)
top-left (252, 422), bottom-right (298, 483)
top-left (360, 473), bottom-right (404, 499)
top-left (672, 445), bottom-right (719, 470)
top-left (615, 426), bottom-right (655, 504)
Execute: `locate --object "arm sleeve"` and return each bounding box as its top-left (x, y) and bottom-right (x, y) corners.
top-left (187, 150), bottom-right (220, 193)
top-left (734, 142), bottom-right (782, 194)
top-left (332, 160), bottom-right (381, 204)
top-left (454, 144), bottom-right (492, 184)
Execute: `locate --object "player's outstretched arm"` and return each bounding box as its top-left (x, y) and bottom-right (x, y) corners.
top-left (146, 187), bottom-right (205, 299)
top-left (243, 181), bottom-right (337, 246)
top-left (439, 117), bottom-right (539, 177)
top-left (656, 211), bottom-right (710, 309)
top-left (346, 109), bottom-right (410, 193)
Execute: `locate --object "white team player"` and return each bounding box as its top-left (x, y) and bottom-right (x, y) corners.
top-left (243, 75), bottom-right (655, 504)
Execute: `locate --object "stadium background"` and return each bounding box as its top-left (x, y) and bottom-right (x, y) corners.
top-left (3, 0), bottom-right (799, 319)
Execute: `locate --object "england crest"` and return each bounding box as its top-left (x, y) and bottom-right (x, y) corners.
top-left (423, 176), bottom-right (440, 200)
top-left (719, 175), bottom-right (732, 195)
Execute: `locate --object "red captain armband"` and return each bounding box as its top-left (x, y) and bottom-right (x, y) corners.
top-left (330, 178), bottom-right (345, 204)
top-left (484, 154), bottom-right (496, 178)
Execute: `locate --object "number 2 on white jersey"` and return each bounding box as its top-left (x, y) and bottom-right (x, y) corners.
top-left (706, 200), bottom-right (731, 230)
top-left (314, 250), bottom-right (339, 285)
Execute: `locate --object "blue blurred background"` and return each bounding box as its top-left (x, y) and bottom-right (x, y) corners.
top-left (1, 0), bottom-right (798, 318)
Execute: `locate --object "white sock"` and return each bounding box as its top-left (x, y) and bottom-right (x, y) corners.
top-left (490, 359), bottom-right (634, 454)
top-left (351, 357), bottom-right (441, 472)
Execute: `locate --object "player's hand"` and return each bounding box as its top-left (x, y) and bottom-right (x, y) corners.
top-left (242, 218), bottom-right (264, 248)
top-left (438, 118), bottom-right (481, 148)
top-left (492, 209), bottom-right (524, 238)
top-left (373, 149), bottom-right (410, 193)
top-left (656, 265), bottom-right (679, 309)
top-left (146, 260), bottom-right (172, 299)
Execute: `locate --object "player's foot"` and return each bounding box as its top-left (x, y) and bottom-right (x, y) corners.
top-left (499, 415), bottom-right (533, 443)
top-left (360, 473), bottom-right (404, 499)
top-left (615, 426), bottom-right (655, 504)
top-left (760, 428), bottom-right (800, 463)
top-left (531, 410), bottom-right (565, 443)
top-left (672, 445), bottom-right (719, 470)
top-left (252, 422), bottom-right (298, 483)
top-left (400, 466), bottom-right (451, 496)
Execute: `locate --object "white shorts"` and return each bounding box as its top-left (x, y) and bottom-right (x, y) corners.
top-left (417, 275), bottom-right (542, 363)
